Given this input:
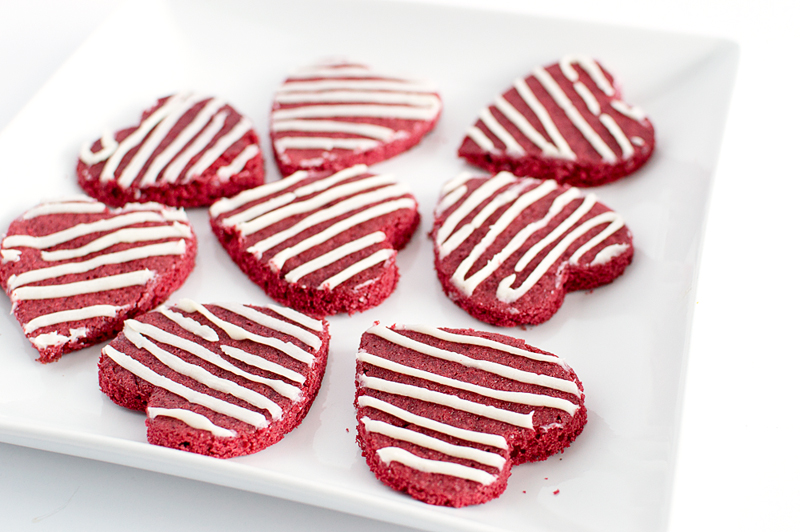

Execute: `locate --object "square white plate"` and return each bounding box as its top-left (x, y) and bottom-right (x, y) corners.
top-left (0, 1), bottom-right (737, 531)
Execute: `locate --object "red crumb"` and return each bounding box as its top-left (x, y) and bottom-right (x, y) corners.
top-left (553, 489), bottom-right (560, 495)
top-left (346, 428), bottom-right (350, 433)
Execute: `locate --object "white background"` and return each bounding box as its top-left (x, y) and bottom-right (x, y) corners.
top-left (0, 1), bottom-right (797, 531)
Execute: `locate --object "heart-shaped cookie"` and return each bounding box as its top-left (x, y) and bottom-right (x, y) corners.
top-left (270, 60), bottom-right (442, 176)
top-left (0, 196), bottom-right (196, 362)
top-left (99, 299), bottom-right (329, 458)
top-left (210, 164), bottom-right (419, 317)
top-left (458, 56), bottom-right (655, 187)
top-left (77, 93), bottom-right (264, 207)
top-left (433, 172), bottom-right (633, 326)
top-left (355, 324), bottom-right (586, 507)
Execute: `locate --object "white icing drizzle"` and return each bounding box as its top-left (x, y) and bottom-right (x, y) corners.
top-left (271, 62), bottom-right (440, 161)
top-left (359, 350), bottom-right (579, 411)
top-left (160, 307), bottom-right (219, 342)
top-left (262, 302), bottom-right (324, 332)
top-left (448, 181), bottom-right (569, 296)
top-left (41, 223), bottom-right (192, 262)
top-left (376, 446), bottom-right (497, 486)
top-left (434, 184), bottom-right (467, 218)
top-left (175, 300), bottom-right (315, 365)
top-left (86, 93), bottom-right (256, 189)
top-left (364, 327), bottom-right (580, 397)
top-left (468, 56), bottom-right (648, 163)
top-left (440, 172), bottom-right (476, 196)
top-left (497, 210), bottom-right (624, 303)
top-left (217, 144), bottom-right (260, 180)
top-left (124, 325), bottom-right (285, 418)
top-left (284, 231), bottom-right (385, 284)
top-left (2, 199), bottom-right (193, 347)
top-left (271, 119), bottom-right (396, 141)
top-left (358, 395), bottom-right (508, 450)
top-left (631, 136), bottom-right (645, 146)
top-left (80, 130), bottom-right (119, 165)
top-left (103, 345), bottom-right (269, 428)
top-left (126, 320), bottom-right (301, 402)
top-left (359, 375), bottom-right (534, 428)
top-left (7, 240), bottom-right (186, 290)
top-left (138, 98), bottom-right (228, 186)
top-left (393, 324), bottom-right (565, 367)
top-left (1, 249), bottom-right (21, 263)
top-left (11, 269), bottom-right (154, 302)
top-left (147, 407), bottom-right (237, 438)
top-left (320, 248), bottom-right (394, 290)
top-left (33, 327), bottom-right (87, 349)
top-left (590, 243), bottom-right (629, 266)
top-left (361, 416), bottom-right (505, 469)
top-left (3, 211), bottom-right (177, 250)
top-left (220, 345), bottom-right (306, 385)
top-left (209, 170), bottom-right (311, 218)
top-left (22, 199), bottom-right (107, 219)
top-left (213, 166), bottom-right (415, 292)
top-left (24, 304), bottom-right (123, 334)
top-left (212, 301), bottom-right (321, 349)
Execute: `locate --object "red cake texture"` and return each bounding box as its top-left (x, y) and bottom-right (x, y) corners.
top-left (0, 196), bottom-right (196, 363)
top-left (77, 93), bottom-right (265, 207)
top-left (98, 299), bottom-right (329, 458)
top-left (433, 172), bottom-right (633, 327)
top-left (271, 60), bottom-right (442, 176)
top-left (458, 56), bottom-right (655, 187)
top-left (355, 324), bottom-right (586, 507)
top-left (209, 165), bottom-right (419, 317)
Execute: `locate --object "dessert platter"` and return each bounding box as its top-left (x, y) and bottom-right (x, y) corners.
top-left (0, 0), bottom-right (738, 530)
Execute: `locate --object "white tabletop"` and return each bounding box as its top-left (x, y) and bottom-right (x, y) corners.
top-left (1, 1), bottom-right (797, 531)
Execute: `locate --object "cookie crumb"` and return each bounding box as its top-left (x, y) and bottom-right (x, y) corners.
top-left (553, 489), bottom-right (560, 495)
top-left (346, 428), bottom-right (350, 433)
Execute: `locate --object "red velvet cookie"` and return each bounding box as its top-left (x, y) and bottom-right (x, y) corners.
top-left (78, 93), bottom-right (264, 207)
top-left (458, 56), bottom-right (655, 187)
top-left (433, 172), bottom-right (633, 327)
top-left (355, 323), bottom-right (586, 507)
top-left (0, 196), bottom-right (196, 363)
top-left (270, 60), bottom-right (442, 176)
top-left (209, 165), bottom-right (419, 317)
top-left (99, 299), bottom-right (329, 458)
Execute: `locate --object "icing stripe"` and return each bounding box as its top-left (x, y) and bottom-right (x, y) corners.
top-left (212, 301), bottom-right (322, 350)
top-left (273, 104), bottom-right (440, 121)
top-left (11, 269), bottom-right (154, 302)
top-left (147, 407), bottom-right (237, 438)
top-left (126, 320), bottom-right (301, 401)
top-left (376, 447), bottom-right (497, 486)
top-left (160, 111), bottom-right (229, 184)
top-left (103, 345), bottom-right (268, 428)
top-left (358, 395), bottom-right (508, 450)
top-left (184, 117), bottom-right (254, 182)
top-left (209, 171), bottom-right (310, 217)
top-left (560, 56), bottom-right (615, 95)
top-left (138, 98), bottom-right (228, 186)
top-left (159, 307), bottom-right (219, 342)
top-left (320, 248), bottom-right (394, 290)
top-left (175, 300), bottom-right (315, 365)
top-left (358, 349), bottom-right (580, 410)
top-left (80, 131), bottom-right (118, 165)
top-left (33, 328), bottom-right (87, 349)
top-left (284, 231), bottom-right (385, 284)
top-left (7, 240), bottom-right (186, 290)
top-left (279, 79), bottom-right (438, 93)
top-left (124, 325), bottom-right (285, 418)
top-left (361, 416), bottom-right (506, 469)
top-left (3, 211), bottom-right (176, 250)
top-left (574, 82), bottom-right (601, 115)
top-left (218, 144), bottom-right (260, 180)
top-left (274, 91), bottom-right (440, 107)
top-left (395, 324), bottom-right (564, 366)
top-left (498, 210), bottom-right (623, 303)
top-left (359, 375), bottom-right (534, 428)
top-left (23, 304), bottom-right (123, 334)
top-left (364, 328), bottom-right (579, 396)
top-left (450, 185), bottom-right (580, 296)
top-left (478, 108), bottom-right (525, 156)
top-left (100, 93), bottom-right (191, 182)
top-left (41, 223), bottom-right (192, 262)
top-left (494, 96), bottom-right (561, 157)
top-left (466, 126), bottom-right (496, 152)
top-left (274, 137), bottom-right (380, 152)
top-left (263, 303), bottom-right (324, 332)
top-left (22, 200), bottom-right (106, 219)
top-left (220, 345), bottom-right (306, 385)
top-left (513, 78), bottom-right (575, 159)
top-left (264, 197), bottom-right (413, 269)
top-left (271, 119), bottom-right (396, 140)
